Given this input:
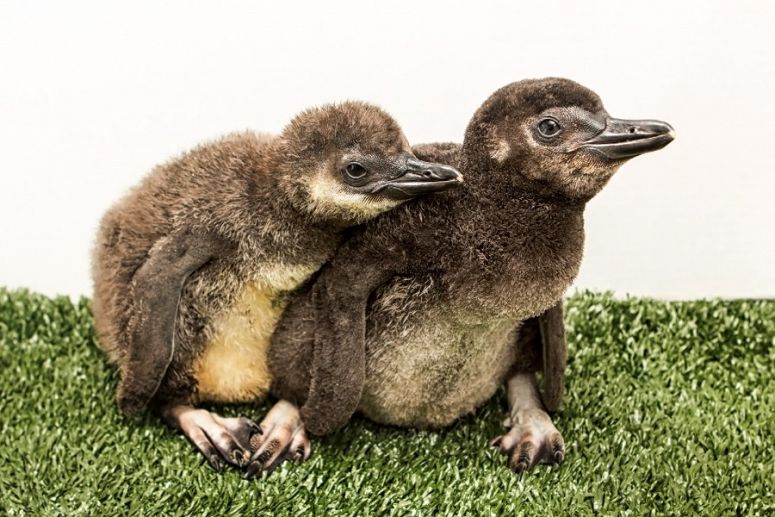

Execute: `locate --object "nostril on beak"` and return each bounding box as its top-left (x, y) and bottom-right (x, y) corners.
top-left (629, 126), bottom-right (638, 134)
top-left (422, 170), bottom-right (434, 178)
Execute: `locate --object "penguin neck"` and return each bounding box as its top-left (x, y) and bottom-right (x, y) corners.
top-left (458, 148), bottom-right (587, 225)
top-left (454, 145), bottom-right (587, 269)
top-left (463, 182), bottom-right (585, 248)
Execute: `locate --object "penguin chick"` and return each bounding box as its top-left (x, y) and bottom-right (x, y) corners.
top-left (90, 101), bottom-right (462, 473)
top-left (269, 79), bottom-right (674, 473)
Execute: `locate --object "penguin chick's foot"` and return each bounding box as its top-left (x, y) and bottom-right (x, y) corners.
top-left (491, 408), bottom-right (565, 473)
top-left (161, 405), bottom-right (261, 472)
top-left (490, 372), bottom-right (565, 473)
top-left (244, 400), bottom-right (311, 479)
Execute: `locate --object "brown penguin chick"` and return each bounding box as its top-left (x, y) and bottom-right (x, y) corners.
top-left (90, 101), bottom-right (462, 474)
top-left (269, 78), bottom-right (674, 473)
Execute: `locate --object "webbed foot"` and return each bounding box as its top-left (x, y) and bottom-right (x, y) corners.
top-left (243, 400), bottom-right (311, 479)
top-left (492, 372), bottom-right (565, 473)
top-left (491, 408), bottom-right (565, 473)
top-left (162, 405), bottom-right (261, 471)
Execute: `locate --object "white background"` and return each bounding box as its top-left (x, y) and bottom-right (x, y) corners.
top-left (1, 0), bottom-right (773, 300)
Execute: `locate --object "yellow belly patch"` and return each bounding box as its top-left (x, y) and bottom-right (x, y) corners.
top-left (194, 264), bottom-right (317, 404)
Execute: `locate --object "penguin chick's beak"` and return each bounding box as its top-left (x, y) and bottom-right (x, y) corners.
top-left (375, 158), bottom-right (463, 200)
top-left (580, 118), bottom-right (675, 160)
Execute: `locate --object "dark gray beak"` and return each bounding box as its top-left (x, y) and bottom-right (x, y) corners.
top-left (581, 118), bottom-right (675, 160)
top-left (377, 158), bottom-right (463, 200)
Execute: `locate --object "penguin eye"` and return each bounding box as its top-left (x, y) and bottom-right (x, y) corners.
top-left (343, 162), bottom-right (368, 180)
top-left (538, 118), bottom-right (562, 138)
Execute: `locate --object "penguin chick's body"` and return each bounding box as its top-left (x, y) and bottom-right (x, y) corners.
top-left (271, 144), bottom-right (581, 429)
top-left (91, 101), bottom-right (462, 419)
top-left (354, 142), bottom-right (583, 428)
top-left (270, 78), bottom-right (675, 450)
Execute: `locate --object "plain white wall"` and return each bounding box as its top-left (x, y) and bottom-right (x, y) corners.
top-left (1, 0), bottom-right (773, 300)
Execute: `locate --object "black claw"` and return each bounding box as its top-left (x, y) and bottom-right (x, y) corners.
top-left (231, 449), bottom-right (247, 466)
top-left (510, 456), bottom-right (529, 473)
top-left (243, 462), bottom-right (262, 480)
top-left (551, 438), bottom-right (565, 463)
top-left (207, 455), bottom-right (224, 472)
top-left (510, 442), bottom-right (535, 473)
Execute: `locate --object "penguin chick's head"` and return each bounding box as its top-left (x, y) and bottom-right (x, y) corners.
top-left (279, 101), bottom-right (462, 223)
top-left (467, 77), bottom-right (675, 201)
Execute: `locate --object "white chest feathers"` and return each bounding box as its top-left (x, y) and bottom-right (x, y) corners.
top-left (193, 263), bottom-right (318, 404)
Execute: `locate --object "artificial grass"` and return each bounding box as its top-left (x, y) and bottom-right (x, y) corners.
top-left (0, 288), bottom-right (773, 515)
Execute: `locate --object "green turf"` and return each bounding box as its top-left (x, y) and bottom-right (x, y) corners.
top-left (0, 288), bottom-right (773, 515)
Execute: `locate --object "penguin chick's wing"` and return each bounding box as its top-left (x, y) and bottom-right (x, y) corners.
top-left (538, 301), bottom-right (567, 412)
top-left (512, 302), bottom-right (567, 412)
top-left (118, 229), bottom-right (228, 416)
top-left (271, 236), bottom-right (406, 436)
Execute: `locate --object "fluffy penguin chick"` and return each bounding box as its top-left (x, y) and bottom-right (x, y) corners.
top-left (270, 78), bottom-right (674, 473)
top-left (91, 101), bottom-right (462, 474)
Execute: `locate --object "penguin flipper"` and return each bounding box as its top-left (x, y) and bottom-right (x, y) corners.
top-left (117, 229), bottom-right (227, 416)
top-left (538, 301), bottom-right (567, 413)
top-left (295, 240), bottom-right (405, 436)
top-left (510, 301), bottom-right (566, 412)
